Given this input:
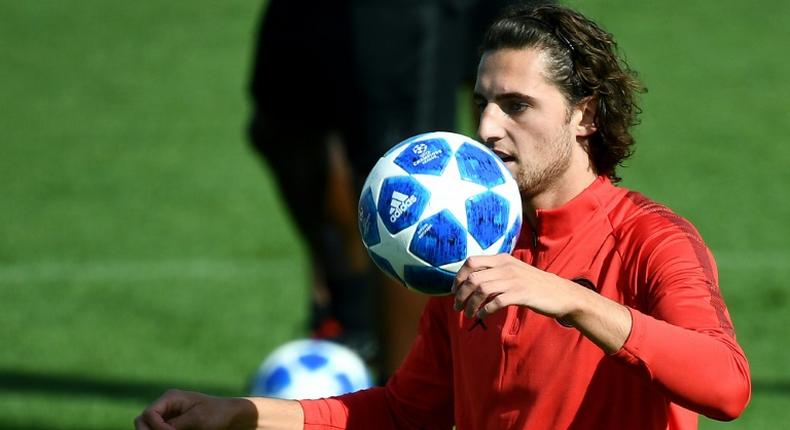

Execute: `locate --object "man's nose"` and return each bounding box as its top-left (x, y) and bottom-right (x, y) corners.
top-left (477, 104), bottom-right (504, 145)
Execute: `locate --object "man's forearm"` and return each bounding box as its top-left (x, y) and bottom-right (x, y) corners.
top-left (240, 397), bottom-right (304, 430)
top-left (562, 280), bottom-right (632, 354)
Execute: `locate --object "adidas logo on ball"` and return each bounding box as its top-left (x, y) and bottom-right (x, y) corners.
top-left (389, 191), bottom-right (417, 223)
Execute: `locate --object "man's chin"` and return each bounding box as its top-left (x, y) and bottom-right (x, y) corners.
top-left (504, 163), bottom-right (519, 180)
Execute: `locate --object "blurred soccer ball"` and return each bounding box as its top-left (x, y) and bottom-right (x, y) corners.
top-left (358, 131), bottom-right (522, 295)
top-left (249, 339), bottom-right (373, 400)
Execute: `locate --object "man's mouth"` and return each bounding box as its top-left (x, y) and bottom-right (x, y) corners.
top-left (492, 149), bottom-right (516, 163)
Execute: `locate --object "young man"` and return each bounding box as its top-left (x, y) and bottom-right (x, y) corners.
top-left (136, 4), bottom-right (750, 429)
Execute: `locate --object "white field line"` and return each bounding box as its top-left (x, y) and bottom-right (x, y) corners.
top-left (0, 258), bottom-right (299, 284)
top-left (0, 251), bottom-right (785, 284)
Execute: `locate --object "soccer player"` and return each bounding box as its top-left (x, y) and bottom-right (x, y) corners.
top-left (136, 4), bottom-right (751, 429)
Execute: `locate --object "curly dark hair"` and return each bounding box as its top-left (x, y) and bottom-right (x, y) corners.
top-left (481, 4), bottom-right (645, 182)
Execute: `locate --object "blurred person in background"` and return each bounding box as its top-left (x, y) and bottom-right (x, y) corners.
top-left (247, 0), bottom-right (547, 376)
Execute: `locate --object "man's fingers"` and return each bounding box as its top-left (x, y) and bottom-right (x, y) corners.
top-left (462, 288), bottom-right (485, 318)
top-left (137, 409), bottom-right (176, 430)
top-left (136, 390), bottom-right (192, 430)
top-left (133, 414), bottom-right (150, 430)
top-left (465, 290), bottom-right (506, 319)
top-left (454, 277), bottom-right (484, 313)
top-left (478, 293), bottom-right (509, 319)
top-left (167, 411), bottom-right (197, 430)
top-left (452, 254), bottom-right (504, 293)
top-left (454, 266), bottom-right (500, 312)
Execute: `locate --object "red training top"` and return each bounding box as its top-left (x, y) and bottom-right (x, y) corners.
top-left (300, 176), bottom-right (751, 429)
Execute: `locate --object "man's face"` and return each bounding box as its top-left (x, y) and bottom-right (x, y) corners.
top-left (473, 47), bottom-right (579, 199)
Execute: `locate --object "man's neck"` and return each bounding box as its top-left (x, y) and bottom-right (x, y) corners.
top-left (523, 168), bottom-right (597, 227)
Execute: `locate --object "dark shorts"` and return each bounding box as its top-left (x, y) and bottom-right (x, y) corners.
top-left (248, 0), bottom-right (497, 174)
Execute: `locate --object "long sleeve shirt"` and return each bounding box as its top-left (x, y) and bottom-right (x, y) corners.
top-left (300, 176), bottom-right (751, 429)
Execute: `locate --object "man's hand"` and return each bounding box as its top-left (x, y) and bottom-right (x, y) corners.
top-left (453, 254), bottom-right (578, 320)
top-left (134, 389), bottom-right (255, 430)
top-left (452, 254), bottom-right (631, 353)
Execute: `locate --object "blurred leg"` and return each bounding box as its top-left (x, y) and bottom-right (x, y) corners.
top-left (349, 1), bottom-right (460, 378)
top-left (248, 1), bottom-right (381, 365)
top-left (320, 137), bottom-right (379, 363)
top-left (379, 276), bottom-right (428, 374)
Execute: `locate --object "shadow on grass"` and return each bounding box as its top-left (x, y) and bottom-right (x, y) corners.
top-left (0, 368), bottom-right (242, 403)
top-left (0, 368), bottom-right (247, 429)
top-left (5, 369), bottom-right (787, 399)
top-left (752, 379), bottom-right (790, 396)
top-left (0, 425), bottom-right (122, 430)
top-left (0, 369), bottom-right (788, 430)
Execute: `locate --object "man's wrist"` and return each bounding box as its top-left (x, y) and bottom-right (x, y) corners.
top-left (553, 277), bottom-right (593, 327)
top-left (228, 397), bottom-right (260, 429)
top-left (560, 279), bottom-right (632, 353)
top-left (240, 397), bottom-right (304, 430)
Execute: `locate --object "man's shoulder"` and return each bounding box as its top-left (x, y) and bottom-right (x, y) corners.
top-left (605, 187), bottom-right (703, 245)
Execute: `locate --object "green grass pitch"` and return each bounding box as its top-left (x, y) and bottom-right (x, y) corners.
top-left (0, 1), bottom-right (788, 428)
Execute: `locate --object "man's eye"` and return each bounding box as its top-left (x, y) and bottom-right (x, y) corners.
top-left (507, 102), bottom-right (529, 113)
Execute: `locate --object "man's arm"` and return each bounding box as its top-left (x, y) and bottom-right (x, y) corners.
top-left (136, 299), bottom-right (455, 430)
top-left (454, 253), bottom-right (632, 353)
top-left (612, 224), bottom-right (751, 421)
top-left (299, 298), bottom-right (456, 429)
top-left (453, 242), bottom-right (751, 420)
top-left (134, 390), bottom-right (303, 430)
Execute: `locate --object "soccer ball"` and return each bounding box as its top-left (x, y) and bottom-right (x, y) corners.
top-left (358, 131), bottom-right (522, 295)
top-left (249, 339), bottom-right (373, 400)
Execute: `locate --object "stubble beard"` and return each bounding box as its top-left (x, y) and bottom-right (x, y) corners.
top-left (515, 124), bottom-right (574, 200)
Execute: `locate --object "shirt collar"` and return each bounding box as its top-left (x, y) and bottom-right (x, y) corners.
top-left (533, 175), bottom-right (613, 244)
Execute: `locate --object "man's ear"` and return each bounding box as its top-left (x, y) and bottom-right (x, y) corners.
top-left (575, 97), bottom-right (598, 137)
